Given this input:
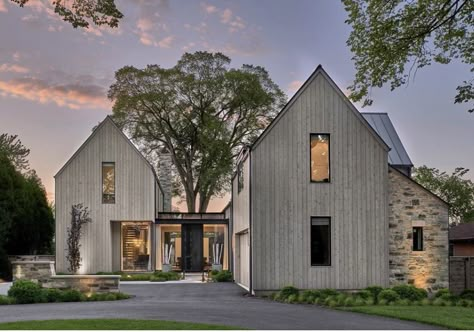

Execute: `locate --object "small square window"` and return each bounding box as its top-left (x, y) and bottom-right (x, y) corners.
top-left (413, 227), bottom-right (423, 251)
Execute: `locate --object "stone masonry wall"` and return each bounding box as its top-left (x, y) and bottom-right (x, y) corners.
top-left (388, 168), bottom-right (449, 292)
top-left (158, 149), bottom-right (172, 212)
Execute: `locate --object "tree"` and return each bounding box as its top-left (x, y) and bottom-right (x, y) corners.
top-left (413, 165), bottom-right (474, 224)
top-left (108, 51), bottom-right (286, 212)
top-left (66, 204), bottom-right (92, 273)
top-left (10, 0), bottom-right (122, 28)
top-left (343, 0), bottom-right (474, 112)
top-left (0, 133), bottom-right (30, 172)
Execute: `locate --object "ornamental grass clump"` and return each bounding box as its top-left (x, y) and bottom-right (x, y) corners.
top-left (377, 289), bottom-right (400, 304)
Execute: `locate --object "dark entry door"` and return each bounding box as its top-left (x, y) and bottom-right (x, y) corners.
top-left (181, 224), bottom-right (203, 272)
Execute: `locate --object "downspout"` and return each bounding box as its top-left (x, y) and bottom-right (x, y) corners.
top-left (230, 182), bottom-right (234, 276)
top-left (249, 150), bottom-right (253, 295)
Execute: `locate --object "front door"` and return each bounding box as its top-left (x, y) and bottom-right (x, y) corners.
top-left (181, 224), bottom-right (203, 272)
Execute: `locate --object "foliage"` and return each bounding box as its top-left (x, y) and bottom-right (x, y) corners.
top-left (210, 270), bottom-right (233, 282)
top-left (364, 285), bottom-right (384, 300)
top-left (392, 284), bottom-right (428, 301)
top-left (278, 286), bottom-right (300, 300)
top-left (109, 51), bottom-right (286, 212)
top-left (66, 204), bottom-right (92, 273)
top-left (121, 273), bottom-right (153, 281)
top-left (0, 294), bottom-right (14, 305)
top-left (0, 319), bottom-right (241, 330)
top-left (152, 271), bottom-right (181, 281)
top-left (355, 290), bottom-right (372, 300)
top-left (413, 166), bottom-right (474, 223)
top-left (377, 289), bottom-right (400, 303)
top-left (343, 0), bottom-right (474, 113)
top-left (434, 288), bottom-right (451, 298)
top-left (0, 133), bottom-right (30, 172)
top-left (8, 280), bottom-right (45, 304)
top-left (460, 289), bottom-right (474, 300)
top-left (10, 0), bottom-right (123, 29)
top-left (44, 288), bottom-right (62, 303)
top-left (60, 289), bottom-right (83, 302)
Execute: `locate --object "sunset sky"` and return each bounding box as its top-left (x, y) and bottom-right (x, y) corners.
top-left (0, 0), bottom-right (472, 211)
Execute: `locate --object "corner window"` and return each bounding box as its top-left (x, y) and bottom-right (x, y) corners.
top-left (102, 162), bottom-right (115, 204)
top-left (237, 163), bottom-right (244, 193)
top-left (310, 134), bottom-right (330, 182)
top-left (311, 217), bottom-right (331, 266)
top-left (413, 227), bottom-right (423, 251)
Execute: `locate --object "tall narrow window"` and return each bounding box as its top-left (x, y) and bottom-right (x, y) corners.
top-left (102, 162), bottom-right (115, 204)
top-left (237, 163), bottom-right (244, 193)
top-left (311, 217), bottom-right (331, 266)
top-left (413, 227), bottom-right (423, 251)
top-left (310, 134), bottom-right (330, 182)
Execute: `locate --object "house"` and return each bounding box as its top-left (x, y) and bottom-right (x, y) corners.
top-left (230, 66), bottom-right (449, 294)
top-left (450, 223), bottom-right (474, 256)
top-left (55, 66), bottom-right (448, 293)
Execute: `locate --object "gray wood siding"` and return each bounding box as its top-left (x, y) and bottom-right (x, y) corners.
top-left (251, 72), bottom-right (389, 291)
top-left (55, 117), bottom-right (156, 273)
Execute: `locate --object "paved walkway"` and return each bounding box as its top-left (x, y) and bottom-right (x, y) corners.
top-left (0, 283), bottom-right (440, 330)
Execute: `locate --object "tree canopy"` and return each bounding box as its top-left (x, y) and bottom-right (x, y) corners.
top-left (344, 0), bottom-right (473, 112)
top-left (0, 133), bottom-right (30, 172)
top-left (10, 0), bottom-right (122, 28)
top-left (414, 165), bottom-right (474, 224)
top-left (108, 51), bottom-right (286, 212)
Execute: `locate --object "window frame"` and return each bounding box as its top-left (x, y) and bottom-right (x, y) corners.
top-left (309, 133), bottom-right (331, 183)
top-left (310, 216), bottom-right (331, 267)
top-left (412, 226), bottom-right (424, 251)
top-left (102, 161), bottom-right (116, 204)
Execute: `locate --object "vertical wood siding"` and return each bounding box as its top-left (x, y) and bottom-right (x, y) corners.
top-left (251, 72), bottom-right (389, 291)
top-left (55, 118), bottom-right (156, 273)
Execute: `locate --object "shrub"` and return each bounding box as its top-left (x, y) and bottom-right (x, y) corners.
top-left (344, 296), bottom-right (356, 307)
top-left (44, 288), bottom-right (63, 303)
top-left (457, 299), bottom-right (470, 307)
top-left (0, 295), bottom-right (13, 305)
top-left (433, 298), bottom-right (448, 306)
top-left (299, 290), bottom-right (320, 303)
top-left (365, 285), bottom-right (384, 300)
top-left (210, 270), bottom-right (232, 282)
top-left (435, 288), bottom-right (450, 298)
top-left (378, 289), bottom-right (400, 303)
top-left (150, 276), bottom-right (167, 282)
top-left (8, 280), bottom-right (45, 304)
top-left (153, 271), bottom-right (181, 281)
top-left (392, 285), bottom-right (427, 301)
top-left (355, 290), bottom-right (371, 300)
top-left (286, 294), bottom-right (299, 303)
top-left (115, 292), bottom-right (130, 300)
top-left (120, 274), bottom-right (152, 281)
top-left (279, 286), bottom-right (299, 300)
top-left (460, 289), bottom-right (474, 301)
top-left (395, 299), bottom-right (412, 306)
top-left (319, 288), bottom-right (338, 299)
top-left (60, 289), bottom-right (82, 302)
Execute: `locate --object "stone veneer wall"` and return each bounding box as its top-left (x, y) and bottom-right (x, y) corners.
top-left (388, 168), bottom-right (449, 292)
top-left (11, 256), bottom-right (120, 293)
top-left (158, 149), bottom-right (172, 212)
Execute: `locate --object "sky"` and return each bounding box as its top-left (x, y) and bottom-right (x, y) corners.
top-left (0, 0), bottom-right (472, 211)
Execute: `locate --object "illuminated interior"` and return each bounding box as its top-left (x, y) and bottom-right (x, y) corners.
top-left (102, 162), bottom-right (115, 203)
top-left (310, 134), bottom-right (330, 182)
top-left (121, 222), bottom-right (151, 271)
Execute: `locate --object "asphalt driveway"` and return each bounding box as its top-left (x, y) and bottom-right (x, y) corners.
top-left (0, 283), bottom-right (440, 330)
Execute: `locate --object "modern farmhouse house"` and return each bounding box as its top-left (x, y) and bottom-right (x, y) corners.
top-left (55, 66), bottom-right (448, 294)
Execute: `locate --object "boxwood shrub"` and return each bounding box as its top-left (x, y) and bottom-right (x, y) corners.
top-left (7, 280), bottom-right (45, 304)
top-left (460, 289), bottom-right (474, 301)
top-left (377, 289), bottom-right (400, 303)
top-left (391, 284), bottom-right (428, 301)
top-left (210, 270), bottom-right (233, 282)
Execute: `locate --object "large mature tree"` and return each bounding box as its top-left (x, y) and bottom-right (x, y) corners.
top-left (414, 165), bottom-right (474, 224)
top-left (109, 51), bottom-right (286, 212)
top-left (0, 133), bottom-right (30, 172)
top-left (10, 0), bottom-right (122, 28)
top-left (344, 0), bottom-right (473, 112)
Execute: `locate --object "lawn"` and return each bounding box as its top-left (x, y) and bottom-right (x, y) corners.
top-left (344, 305), bottom-right (474, 330)
top-left (0, 319), bottom-right (242, 330)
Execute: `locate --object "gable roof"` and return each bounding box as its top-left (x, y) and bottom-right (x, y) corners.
top-left (450, 223), bottom-right (474, 241)
top-left (251, 65), bottom-right (390, 152)
top-left (55, 116), bottom-right (159, 186)
top-left (362, 113), bottom-right (413, 167)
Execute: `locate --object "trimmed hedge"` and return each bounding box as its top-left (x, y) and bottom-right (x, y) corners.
top-left (210, 270), bottom-right (233, 282)
top-left (3, 280), bottom-right (130, 305)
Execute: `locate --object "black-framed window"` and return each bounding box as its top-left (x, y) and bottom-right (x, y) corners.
top-left (310, 134), bottom-right (330, 182)
top-left (102, 162), bottom-right (115, 204)
top-left (237, 163), bottom-right (244, 193)
top-left (311, 217), bottom-right (331, 266)
top-left (413, 227), bottom-right (423, 251)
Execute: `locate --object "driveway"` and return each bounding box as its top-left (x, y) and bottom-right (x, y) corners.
top-left (0, 283), bottom-right (440, 330)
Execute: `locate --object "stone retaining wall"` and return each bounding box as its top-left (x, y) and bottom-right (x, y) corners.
top-left (11, 261), bottom-right (55, 284)
top-left (9, 255), bottom-right (55, 262)
top-left (388, 168), bottom-right (449, 292)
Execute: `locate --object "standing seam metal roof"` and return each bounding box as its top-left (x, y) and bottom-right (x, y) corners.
top-left (361, 112), bottom-right (413, 166)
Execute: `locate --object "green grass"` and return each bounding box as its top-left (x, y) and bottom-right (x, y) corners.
top-left (0, 319), bottom-right (242, 330)
top-left (344, 305), bottom-right (474, 330)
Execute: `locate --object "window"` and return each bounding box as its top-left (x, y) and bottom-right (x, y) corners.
top-left (310, 134), bottom-right (330, 182)
top-left (121, 222), bottom-right (150, 271)
top-left (413, 227), bottom-right (423, 251)
top-left (102, 162), bottom-right (115, 204)
top-left (237, 163), bottom-right (244, 193)
top-left (311, 217), bottom-right (331, 266)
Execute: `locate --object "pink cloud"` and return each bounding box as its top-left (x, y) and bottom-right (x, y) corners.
top-left (220, 8), bottom-right (232, 24)
top-left (0, 63), bottom-right (29, 73)
top-left (158, 35), bottom-right (175, 48)
top-left (0, 78), bottom-right (110, 110)
top-left (201, 2), bottom-right (218, 14)
top-left (288, 80), bottom-right (303, 93)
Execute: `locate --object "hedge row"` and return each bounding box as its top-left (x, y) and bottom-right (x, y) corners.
top-left (2, 280), bottom-right (130, 305)
top-left (95, 271), bottom-right (182, 282)
top-left (271, 285), bottom-right (474, 308)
